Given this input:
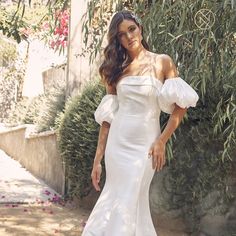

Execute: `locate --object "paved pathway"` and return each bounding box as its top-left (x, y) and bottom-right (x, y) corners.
top-left (0, 149), bottom-right (59, 204)
top-left (0, 149), bottom-right (89, 236)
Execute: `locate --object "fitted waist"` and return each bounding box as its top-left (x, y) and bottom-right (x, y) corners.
top-left (111, 110), bottom-right (161, 140)
top-left (116, 108), bottom-right (160, 119)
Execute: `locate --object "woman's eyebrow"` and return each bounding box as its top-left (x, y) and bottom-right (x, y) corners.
top-left (118, 24), bottom-right (136, 33)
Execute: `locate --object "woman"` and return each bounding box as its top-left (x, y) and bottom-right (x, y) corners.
top-left (82, 10), bottom-right (199, 236)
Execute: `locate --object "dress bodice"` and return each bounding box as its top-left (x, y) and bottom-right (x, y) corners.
top-left (94, 75), bottom-right (199, 126)
top-left (116, 76), bottom-right (162, 117)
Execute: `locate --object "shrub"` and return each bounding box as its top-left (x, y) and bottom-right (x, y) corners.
top-left (58, 79), bottom-right (106, 198)
top-left (7, 84), bottom-right (66, 132)
top-left (0, 58), bottom-right (25, 123)
top-left (0, 75), bottom-right (17, 122)
top-left (23, 95), bottom-right (45, 124)
top-left (36, 86), bottom-right (66, 132)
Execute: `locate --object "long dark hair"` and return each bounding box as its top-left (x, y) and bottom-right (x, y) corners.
top-left (99, 10), bottom-right (149, 86)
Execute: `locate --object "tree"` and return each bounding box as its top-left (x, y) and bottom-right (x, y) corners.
top-left (0, 0), bottom-right (69, 46)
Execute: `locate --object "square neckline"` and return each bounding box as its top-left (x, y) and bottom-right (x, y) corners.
top-left (116, 75), bottom-right (164, 87)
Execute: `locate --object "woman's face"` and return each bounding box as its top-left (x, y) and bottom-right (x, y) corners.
top-left (117, 19), bottom-right (142, 51)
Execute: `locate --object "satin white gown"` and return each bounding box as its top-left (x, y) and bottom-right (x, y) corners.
top-left (81, 75), bottom-right (199, 236)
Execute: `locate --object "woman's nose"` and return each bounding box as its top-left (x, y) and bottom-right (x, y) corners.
top-left (126, 32), bottom-right (132, 39)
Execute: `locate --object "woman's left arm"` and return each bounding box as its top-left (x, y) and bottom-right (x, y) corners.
top-left (149, 54), bottom-right (187, 171)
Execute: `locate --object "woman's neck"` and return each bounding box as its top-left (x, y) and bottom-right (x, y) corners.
top-left (128, 46), bottom-right (147, 61)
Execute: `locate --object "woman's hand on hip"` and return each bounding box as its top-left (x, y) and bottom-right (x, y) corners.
top-left (91, 162), bottom-right (102, 191)
top-left (148, 139), bottom-right (166, 171)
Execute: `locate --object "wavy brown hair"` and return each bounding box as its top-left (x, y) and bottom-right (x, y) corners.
top-left (99, 10), bottom-right (149, 86)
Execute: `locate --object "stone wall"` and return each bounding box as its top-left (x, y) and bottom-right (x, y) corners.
top-left (0, 125), bottom-right (65, 195)
top-left (66, 0), bottom-right (92, 98)
top-left (149, 164), bottom-right (235, 235)
top-left (198, 159), bottom-right (236, 236)
top-left (42, 64), bottom-right (67, 93)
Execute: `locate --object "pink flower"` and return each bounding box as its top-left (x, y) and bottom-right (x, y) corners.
top-left (63, 28), bottom-right (68, 36)
top-left (41, 9), bottom-right (69, 50)
top-left (50, 41), bottom-right (56, 49)
top-left (54, 27), bottom-right (63, 35)
top-left (44, 190), bottom-right (51, 195)
top-left (61, 41), bottom-right (67, 48)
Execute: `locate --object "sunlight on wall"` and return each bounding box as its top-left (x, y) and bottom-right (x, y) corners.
top-left (21, 38), bottom-right (66, 97)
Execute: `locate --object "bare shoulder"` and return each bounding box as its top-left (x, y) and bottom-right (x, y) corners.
top-left (146, 51), bottom-right (163, 61)
top-left (155, 53), bottom-right (179, 79)
top-left (148, 52), bottom-right (175, 67)
top-left (145, 52), bottom-right (179, 80)
top-left (146, 52), bottom-right (168, 60)
top-left (152, 53), bottom-right (173, 65)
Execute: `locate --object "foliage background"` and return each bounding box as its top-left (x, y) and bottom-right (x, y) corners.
top-left (0, 39), bottom-right (25, 123)
top-left (74, 0), bottom-right (236, 232)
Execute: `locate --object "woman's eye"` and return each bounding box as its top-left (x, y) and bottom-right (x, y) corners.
top-left (129, 26), bottom-right (136, 32)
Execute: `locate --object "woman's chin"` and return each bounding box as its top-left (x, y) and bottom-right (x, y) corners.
top-left (128, 46), bottom-right (142, 53)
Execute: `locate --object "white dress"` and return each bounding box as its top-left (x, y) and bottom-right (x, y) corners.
top-left (81, 75), bottom-right (199, 236)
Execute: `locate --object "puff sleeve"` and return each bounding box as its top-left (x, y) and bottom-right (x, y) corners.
top-left (94, 94), bottom-right (119, 126)
top-left (158, 77), bottom-right (199, 114)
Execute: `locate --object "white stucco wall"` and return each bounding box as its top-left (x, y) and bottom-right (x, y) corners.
top-left (66, 0), bottom-right (91, 97)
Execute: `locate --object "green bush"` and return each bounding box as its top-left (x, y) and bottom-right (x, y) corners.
top-left (58, 79), bottom-right (106, 198)
top-left (23, 96), bottom-right (45, 124)
top-left (0, 38), bottom-right (17, 68)
top-left (36, 86), bottom-right (66, 132)
top-left (0, 75), bottom-right (18, 122)
top-left (7, 85), bottom-right (66, 132)
top-left (0, 59), bottom-right (25, 123)
top-left (7, 96), bottom-right (44, 125)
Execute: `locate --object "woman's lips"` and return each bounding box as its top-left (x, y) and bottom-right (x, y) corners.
top-left (128, 40), bottom-right (136, 46)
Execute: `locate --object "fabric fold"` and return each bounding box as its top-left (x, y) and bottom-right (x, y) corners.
top-left (94, 94), bottom-right (119, 125)
top-left (157, 77), bottom-right (199, 114)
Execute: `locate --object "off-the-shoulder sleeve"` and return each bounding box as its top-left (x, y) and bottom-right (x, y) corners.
top-left (94, 94), bottom-right (119, 125)
top-left (158, 77), bottom-right (199, 114)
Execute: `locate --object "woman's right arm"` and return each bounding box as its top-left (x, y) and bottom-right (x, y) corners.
top-left (91, 82), bottom-right (117, 191)
top-left (92, 122), bottom-right (110, 191)
top-left (93, 121), bottom-right (110, 166)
